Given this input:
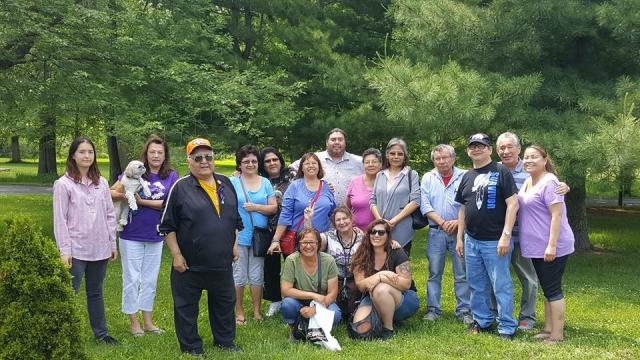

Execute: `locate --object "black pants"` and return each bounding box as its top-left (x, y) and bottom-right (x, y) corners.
top-left (170, 268), bottom-right (236, 352)
top-left (532, 255), bottom-right (569, 302)
top-left (263, 253), bottom-right (282, 302)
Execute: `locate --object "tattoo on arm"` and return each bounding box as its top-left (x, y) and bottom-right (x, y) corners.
top-left (397, 261), bottom-right (411, 276)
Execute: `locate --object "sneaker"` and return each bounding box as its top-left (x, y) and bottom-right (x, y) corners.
top-left (217, 343), bottom-right (242, 352)
top-left (422, 311), bottom-right (439, 321)
top-left (266, 301), bottom-right (282, 317)
top-left (380, 328), bottom-right (394, 340)
top-left (518, 320), bottom-right (534, 330)
top-left (96, 335), bottom-right (118, 345)
top-left (458, 312), bottom-right (474, 325)
top-left (183, 348), bottom-right (204, 357)
top-left (467, 321), bottom-right (492, 335)
top-left (499, 333), bottom-right (515, 341)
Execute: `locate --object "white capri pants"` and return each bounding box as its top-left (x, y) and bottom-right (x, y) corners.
top-left (119, 238), bottom-right (163, 314)
top-left (233, 245), bottom-right (264, 287)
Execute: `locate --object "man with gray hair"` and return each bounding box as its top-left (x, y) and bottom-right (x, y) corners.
top-left (420, 144), bottom-right (472, 324)
top-left (496, 131), bottom-right (569, 330)
top-left (290, 128), bottom-right (363, 206)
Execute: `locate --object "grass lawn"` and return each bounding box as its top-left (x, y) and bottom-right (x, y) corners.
top-left (1, 194), bottom-right (639, 359)
top-left (0, 158), bottom-right (237, 184)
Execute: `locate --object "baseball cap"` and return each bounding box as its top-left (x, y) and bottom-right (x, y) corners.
top-left (186, 138), bottom-right (212, 155)
top-left (468, 133), bottom-right (491, 147)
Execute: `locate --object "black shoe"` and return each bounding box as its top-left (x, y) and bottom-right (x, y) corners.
top-left (96, 335), bottom-right (119, 345)
top-left (499, 332), bottom-right (515, 341)
top-left (183, 348), bottom-right (204, 357)
top-left (467, 321), bottom-right (492, 335)
top-left (217, 343), bottom-right (242, 352)
top-left (380, 327), bottom-right (394, 340)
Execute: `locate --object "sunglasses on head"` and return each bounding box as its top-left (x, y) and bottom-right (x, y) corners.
top-left (369, 229), bottom-right (387, 236)
top-left (191, 154), bottom-right (213, 162)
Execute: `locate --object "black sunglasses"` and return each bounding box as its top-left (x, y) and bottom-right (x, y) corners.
top-left (191, 154), bottom-right (213, 162)
top-left (369, 229), bottom-right (387, 236)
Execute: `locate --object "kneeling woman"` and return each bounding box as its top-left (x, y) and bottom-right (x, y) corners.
top-left (280, 228), bottom-right (342, 338)
top-left (351, 219), bottom-right (419, 340)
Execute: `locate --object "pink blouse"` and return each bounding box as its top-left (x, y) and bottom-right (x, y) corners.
top-left (53, 174), bottom-right (117, 261)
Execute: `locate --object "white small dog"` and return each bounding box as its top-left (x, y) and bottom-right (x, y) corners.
top-left (114, 160), bottom-right (151, 231)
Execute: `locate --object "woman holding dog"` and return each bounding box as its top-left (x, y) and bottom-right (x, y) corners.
top-left (53, 137), bottom-right (119, 344)
top-left (230, 144), bottom-right (277, 324)
top-left (110, 134), bottom-right (178, 337)
top-left (350, 219), bottom-right (419, 340)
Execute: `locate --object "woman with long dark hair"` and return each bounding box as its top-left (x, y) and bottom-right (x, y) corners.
top-left (110, 134), bottom-right (178, 336)
top-left (350, 219), bottom-right (419, 340)
top-left (518, 145), bottom-right (574, 344)
top-left (53, 137), bottom-right (118, 344)
top-left (258, 147), bottom-right (291, 317)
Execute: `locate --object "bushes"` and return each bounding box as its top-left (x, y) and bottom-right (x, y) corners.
top-left (0, 216), bottom-right (85, 360)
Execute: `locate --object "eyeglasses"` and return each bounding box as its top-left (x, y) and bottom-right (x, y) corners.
top-left (241, 159), bottom-right (258, 165)
top-left (364, 160), bottom-right (380, 165)
top-left (299, 242), bottom-right (318, 247)
top-left (190, 154), bottom-right (214, 162)
top-left (264, 158), bottom-right (279, 164)
top-left (369, 229), bottom-right (387, 236)
top-left (468, 144), bottom-right (487, 150)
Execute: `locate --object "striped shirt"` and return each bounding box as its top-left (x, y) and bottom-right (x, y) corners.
top-left (53, 174), bottom-right (117, 260)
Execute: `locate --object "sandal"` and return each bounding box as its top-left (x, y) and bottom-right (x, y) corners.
top-left (543, 337), bottom-right (564, 345)
top-left (533, 331), bottom-right (551, 340)
top-left (130, 329), bottom-right (145, 337)
top-left (144, 327), bottom-right (165, 334)
top-left (236, 318), bottom-right (247, 326)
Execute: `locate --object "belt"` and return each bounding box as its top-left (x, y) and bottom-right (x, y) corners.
top-left (429, 225), bottom-right (442, 230)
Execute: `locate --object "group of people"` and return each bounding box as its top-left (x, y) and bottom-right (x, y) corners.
top-left (51, 128), bottom-right (575, 356)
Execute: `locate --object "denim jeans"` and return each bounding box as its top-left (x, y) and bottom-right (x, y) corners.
top-left (71, 258), bottom-right (110, 338)
top-left (426, 228), bottom-right (471, 316)
top-left (280, 297), bottom-right (342, 325)
top-left (464, 234), bottom-right (517, 335)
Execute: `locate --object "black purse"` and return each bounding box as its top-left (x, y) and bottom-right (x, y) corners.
top-left (239, 177), bottom-right (273, 257)
top-left (408, 168), bottom-right (429, 230)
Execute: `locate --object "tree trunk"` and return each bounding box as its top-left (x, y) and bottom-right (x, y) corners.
top-left (565, 175), bottom-right (591, 250)
top-left (618, 189), bottom-right (623, 208)
top-left (37, 113), bottom-right (58, 176)
top-left (106, 134), bottom-right (122, 184)
top-left (9, 135), bottom-right (21, 163)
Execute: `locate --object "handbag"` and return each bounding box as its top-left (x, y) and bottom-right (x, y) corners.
top-left (408, 168), bottom-right (429, 230)
top-left (280, 181), bottom-right (324, 256)
top-left (238, 177), bottom-right (273, 257)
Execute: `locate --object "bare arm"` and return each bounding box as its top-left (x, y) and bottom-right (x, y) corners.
top-left (109, 181), bottom-right (125, 201)
top-left (164, 231), bottom-right (188, 272)
top-left (545, 203), bottom-right (563, 262)
top-left (243, 196), bottom-right (278, 216)
top-left (267, 224), bottom-right (288, 254)
top-left (354, 269), bottom-right (382, 293)
top-left (498, 194), bottom-right (519, 256)
top-left (456, 206), bottom-right (466, 257)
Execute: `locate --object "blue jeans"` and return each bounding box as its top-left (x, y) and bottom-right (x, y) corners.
top-left (280, 297), bottom-right (342, 325)
top-left (359, 289), bottom-right (419, 322)
top-left (426, 228), bottom-right (471, 316)
top-left (464, 234), bottom-right (517, 335)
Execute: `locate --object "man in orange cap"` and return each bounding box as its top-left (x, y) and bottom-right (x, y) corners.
top-left (159, 138), bottom-right (243, 355)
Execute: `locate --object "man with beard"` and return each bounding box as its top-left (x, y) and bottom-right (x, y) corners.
top-left (290, 128), bottom-right (363, 206)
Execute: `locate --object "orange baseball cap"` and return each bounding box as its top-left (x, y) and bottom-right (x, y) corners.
top-left (186, 138), bottom-right (212, 155)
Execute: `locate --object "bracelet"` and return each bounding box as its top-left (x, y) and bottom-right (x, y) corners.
top-left (271, 239), bottom-right (280, 244)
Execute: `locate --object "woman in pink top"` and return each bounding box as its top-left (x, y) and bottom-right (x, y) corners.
top-left (346, 148), bottom-right (383, 231)
top-left (518, 145), bottom-right (574, 344)
top-left (53, 137), bottom-right (118, 345)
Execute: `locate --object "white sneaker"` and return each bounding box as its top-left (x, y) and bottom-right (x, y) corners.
top-left (266, 301), bottom-right (282, 317)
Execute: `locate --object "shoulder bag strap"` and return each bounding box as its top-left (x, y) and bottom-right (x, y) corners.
top-left (317, 252), bottom-right (322, 294)
top-left (238, 177), bottom-right (255, 230)
top-left (292, 181), bottom-right (324, 233)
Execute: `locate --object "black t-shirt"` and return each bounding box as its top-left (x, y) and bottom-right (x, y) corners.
top-left (455, 161), bottom-right (517, 240)
top-left (374, 248), bottom-right (417, 292)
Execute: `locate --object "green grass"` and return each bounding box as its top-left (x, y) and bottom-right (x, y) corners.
top-left (0, 158), bottom-right (236, 184)
top-left (1, 195), bottom-right (639, 359)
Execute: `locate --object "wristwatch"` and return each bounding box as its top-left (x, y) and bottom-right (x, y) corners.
top-left (503, 230), bottom-right (511, 236)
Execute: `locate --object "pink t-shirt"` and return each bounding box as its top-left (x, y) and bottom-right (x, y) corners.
top-left (346, 175), bottom-right (374, 231)
top-left (517, 173), bottom-right (575, 258)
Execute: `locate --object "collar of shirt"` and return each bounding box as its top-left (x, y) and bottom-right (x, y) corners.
top-left (319, 150), bottom-right (351, 164)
